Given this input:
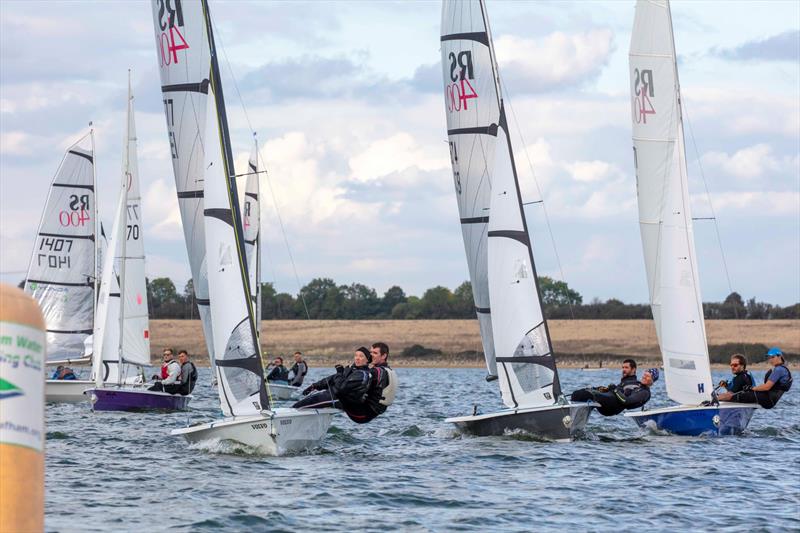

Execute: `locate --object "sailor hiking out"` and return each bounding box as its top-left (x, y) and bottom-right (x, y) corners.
top-left (571, 359), bottom-right (656, 416)
top-left (718, 347), bottom-right (792, 409)
top-left (294, 344), bottom-right (396, 424)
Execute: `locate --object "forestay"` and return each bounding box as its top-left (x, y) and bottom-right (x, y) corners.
top-left (630, 0), bottom-right (712, 404)
top-left (440, 0), bottom-right (498, 377)
top-left (202, 0), bottom-right (269, 416)
top-left (243, 141), bottom-right (261, 327)
top-left (152, 0), bottom-right (216, 369)
top-left (25, 135), bottom-right (97, 362)
top-left (441, 0), bottom-right (560, 409)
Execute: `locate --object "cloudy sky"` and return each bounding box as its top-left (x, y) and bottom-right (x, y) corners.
top-left (1, 0), bottom-right (798, 305)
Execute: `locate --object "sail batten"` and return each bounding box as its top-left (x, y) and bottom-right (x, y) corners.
top-left (630, 0), bottom-right (712, 405)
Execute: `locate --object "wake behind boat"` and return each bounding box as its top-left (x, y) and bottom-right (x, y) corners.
top-left (153, 0), bottom-right (334, 454)
top-left (623, 0), bottom-right (757, 436)
top-left (440, 0), bottom-right (595, 441)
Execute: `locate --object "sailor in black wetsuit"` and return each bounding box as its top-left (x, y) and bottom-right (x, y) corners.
top-left (571, 359), bottom-right (657, 416)
top-left (293, 347), bottom-right (376, 423)
top-left (716, 354), bottom-right (757, 397)
top-left (718, 347), bottom-right (792, 409)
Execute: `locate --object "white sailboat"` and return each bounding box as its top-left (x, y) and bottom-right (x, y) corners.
top-left (624, 0), bottom-right (756, 435)
top-left (25, 130), bottom-right (100, 403)
top-left (441, 0), bottom-right (595, 441)
top-left (84, 75), bottom-right (189, 412)
top-left (153, 0), bottom-right (335, 454)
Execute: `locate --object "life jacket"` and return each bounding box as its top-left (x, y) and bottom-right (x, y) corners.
top-left (726, 371), bottom-right (757, 391)
top-left (374, 365), bottom-right (397, 407)
top-left (161, 363), bottom-right (169, 379)
top-left (765, 364), bottom-right (793, 392)
top-left (180, 362), bottom-right (198, 394)
top-left (333, 366), bottom-right (371, 405)
top-left (619, 374), bottom-right (640, 395)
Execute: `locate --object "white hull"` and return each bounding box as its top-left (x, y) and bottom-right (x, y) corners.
top-left (45, 380), bottom-right (95, 403)
top-left (171, 407), bottom-right (339, 456)
top-left (266, 382), bottom-right (301, 401)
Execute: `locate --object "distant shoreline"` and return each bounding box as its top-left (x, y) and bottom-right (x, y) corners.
top-left (140, 318), bottom-right (798, 370)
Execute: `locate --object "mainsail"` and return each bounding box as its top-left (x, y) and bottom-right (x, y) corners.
top-left (152, 0), bottom-right (216, 368)
top-left (441, 0), bottom-right (560, 409)
top-left (25, 134), bottom-right (97, 363)
top-left (630, 0), bottom-right (712, 405)
top-left (151, 0), bottom-right (268, 415)
top-left (92, 78), bottom-right (151, 385)
top-left (243, 141), bottom-right (261, 327)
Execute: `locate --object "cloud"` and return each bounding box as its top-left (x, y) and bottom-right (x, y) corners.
top-left (712, 30), bottom-right (800, 62)
top-left (693, 191), bottom-right (800, 217)
top-left (494, 29), bottom-right (614, 92)
top-left (347, 132), bottom-right (448, 183)
top-left (564, 159), bottom-right (620, 183)
top-left (701, 143), bottom-right (798, 183)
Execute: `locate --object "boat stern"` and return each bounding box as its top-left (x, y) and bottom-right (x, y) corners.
top-left (625, 403), bottom-right (758, 436)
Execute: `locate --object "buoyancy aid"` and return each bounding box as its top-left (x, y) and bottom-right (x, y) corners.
top-left (765, 364), bottom-right (793, 392)
top-left (375, 365), bottom-right (397, 407)
top-left (160, 364), bottom-right (169, 379)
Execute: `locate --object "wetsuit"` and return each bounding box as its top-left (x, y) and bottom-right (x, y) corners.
top-left (728, 364), bottom-right (792, 409)
top-left (726, 370), bottom-right (757, 394)
top-left (571, 375), bottom-right (651, 416)
top-left (346, 363), bottom-right (396, 424)
top-left (267, 365), bottom-right (289, 383)
top-left (293, 363), bottom-right (382, 423)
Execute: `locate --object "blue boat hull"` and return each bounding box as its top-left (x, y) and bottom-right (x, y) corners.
top-left (626, 404), bottom-right (757, 436)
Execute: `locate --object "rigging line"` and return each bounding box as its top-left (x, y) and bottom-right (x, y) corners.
top-left (210, 15), bottom-right (310, 321)
top-left (682, 99), bottom-right (740, 320)
top-left (501, 82), bottom-right (575, 320)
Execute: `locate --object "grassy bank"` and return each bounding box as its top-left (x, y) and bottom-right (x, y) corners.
top-left (148, 319), bottom-right (799, 369)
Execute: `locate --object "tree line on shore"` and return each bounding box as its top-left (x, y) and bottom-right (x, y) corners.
top-left (141, 276), bottom-right (799, 321)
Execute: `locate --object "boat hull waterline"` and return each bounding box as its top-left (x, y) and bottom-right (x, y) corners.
top-left (625, 403), bottom-right (758, 436)
top-left (172, 407), bottom-right (339, 456)
top-left (46, 380), bottom-right (95, 403)
top-left (85, 387), bottom-right (192, 412)
top-left (446, 402), bottom-right (597, 442)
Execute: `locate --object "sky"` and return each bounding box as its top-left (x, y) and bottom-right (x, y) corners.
top-left (1, 0), bottom-right (798, 306)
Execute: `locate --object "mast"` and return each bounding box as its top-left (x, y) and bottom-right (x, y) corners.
top-left (90, 126), bottom-right (98, 365)
top-left (116, 72), bottom-right (132, 385)
top-left (201, 0), bottom-right (269, 410)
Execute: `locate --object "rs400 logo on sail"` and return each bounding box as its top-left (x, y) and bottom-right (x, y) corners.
top-left (632, 68), bottom-right (656, 124)
top-left (446, 50), bottom-right (478, 112)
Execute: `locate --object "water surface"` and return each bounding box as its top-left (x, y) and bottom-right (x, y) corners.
top-left (45, 367), bottom-right (799, 531)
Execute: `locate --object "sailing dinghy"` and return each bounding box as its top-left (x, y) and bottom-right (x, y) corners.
top-left (153, 0), bottom-right (335, 454)
top-left (441, 0), bottom-right (595, 441)
top-left (242, 142), bottom-right (299, 401)
top-left (24, 131), bottom-right (101, 403)
top-left (624, 0), bottom-right (756, 435)
top-left (85, 75), bottom-right (189, 412)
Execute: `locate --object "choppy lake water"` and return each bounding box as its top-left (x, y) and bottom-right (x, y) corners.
top-left (45, 367), bottom-right (799, 531)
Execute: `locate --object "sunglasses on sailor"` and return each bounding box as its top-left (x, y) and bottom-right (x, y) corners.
top-left (730, 363), bottom-right (740, 367)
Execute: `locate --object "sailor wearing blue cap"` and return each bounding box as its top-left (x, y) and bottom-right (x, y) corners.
top-left (721, 347), bottom-right (792, 409)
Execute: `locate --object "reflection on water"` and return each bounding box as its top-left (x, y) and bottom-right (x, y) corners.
top-left (46, 367), bottom-right (799, 531)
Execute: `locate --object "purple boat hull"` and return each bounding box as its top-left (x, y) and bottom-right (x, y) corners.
top-left (85, 387), bottom-right (192, 412)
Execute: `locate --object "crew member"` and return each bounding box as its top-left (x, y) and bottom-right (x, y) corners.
top-left (571, 359), bottom-right (656, 416)
top-left (716, 354), bottom-right (757, 398)
top-left (288, 351), bottom-right (308, 387)
top-left (149, 349), bottom-right (181, 394)
top-left (366, 341), bottom-right (397, 420)
top-left (721, 347), bottom-right (792, 408)
top-left (266, 357), bottom-right (289, 383)
top-left (293, 347), bottom-right (377, 423)
top-left (176, 350), bottom-right (198, 396)
top-left (51, 365), bottom-right (77, 380)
